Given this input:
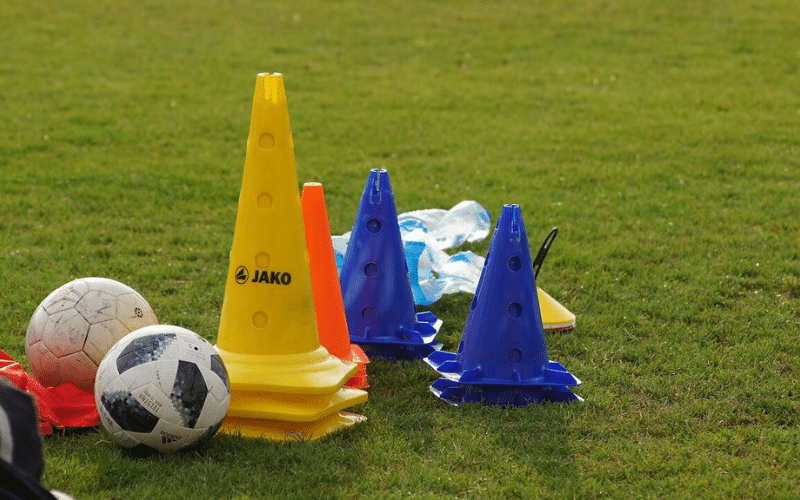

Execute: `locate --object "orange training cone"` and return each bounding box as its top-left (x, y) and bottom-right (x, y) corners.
top-left (301, 182), bottom-right (369, 389)
top-left (215, 73), bottom-right (367, 440)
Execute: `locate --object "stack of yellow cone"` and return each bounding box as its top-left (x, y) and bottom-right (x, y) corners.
top-left (216, 73), bottom-right (367, 441)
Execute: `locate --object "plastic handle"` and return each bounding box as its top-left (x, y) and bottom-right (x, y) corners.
top-left (532, 227), bottom-right (558, 279)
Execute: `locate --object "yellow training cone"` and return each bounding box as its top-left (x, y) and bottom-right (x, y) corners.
top-left (538, 288), bottom-right (576, 332)
top-left (216, 73), bottom-right (367, 440)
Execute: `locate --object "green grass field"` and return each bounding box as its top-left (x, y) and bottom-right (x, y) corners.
top-left (2, 0), bottom-right (799, 498)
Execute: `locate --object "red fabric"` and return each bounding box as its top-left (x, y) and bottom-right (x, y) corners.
top-left (0, 349), bottom-right (99, 435)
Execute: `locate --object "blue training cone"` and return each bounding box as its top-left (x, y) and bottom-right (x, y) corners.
top-left (424, 204), bottom-right (582, 405)
top-left (340, 169), bottom-right (443, 359)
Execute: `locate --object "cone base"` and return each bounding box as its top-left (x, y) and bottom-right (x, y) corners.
top-left (345, 363), bottom-right (369, 389)
top-left (425, 351), bottom-right (581, 388)
top-left (430, 378), bottom-right (583, 407)
top-left (221, 411), bottom-right (367, 441)
top-left (226, 385), bottom-right (368, 422)
top-left (352, 313), bottom-right (443, 360)
top-left (358, 341), bottom-right (443, 361)
top-left (349, 344), bottom-right (370, 364)
top-left (539, 288), bottom-right (576, 332)
top-left (217, 345), bottom-right (358, 395)
top-left (343, 344), bottom-right (369, 388)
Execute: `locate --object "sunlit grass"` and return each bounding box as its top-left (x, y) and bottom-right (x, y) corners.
top-left (2, 0), bottom-right (799, 498)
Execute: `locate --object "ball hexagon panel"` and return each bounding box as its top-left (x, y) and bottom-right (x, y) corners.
top-left (85, 319), bottom-right (127, 365)
top-left (26, 342), bottom-right (61, 386)
top-left (82, 277), bottom-right (131, 296)
top-left (58, 351), bottom-right (98, 389)
top-left (41, 280), bottom-right (89, 315)
top-left (76, 290), bottom-right (118, 325)
top-left (42, 309), bottom-right (90, 358)
top-left (26, 307), bottom-right (48, 345)
top-left (116, 293), bottom-right (158, 330)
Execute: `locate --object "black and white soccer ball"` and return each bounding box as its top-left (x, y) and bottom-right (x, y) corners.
top-left (26, 277), bottom-right (159, 390)
top-left (94, 325), bottom-right (230, 452)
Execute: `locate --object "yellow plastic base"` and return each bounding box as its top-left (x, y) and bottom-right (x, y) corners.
top-left (221, 411), bottom-right (367, 441)
top-left (218, 342), bottom-right (368, 441)
top-left (225, 386), bottom-right (368, 422)
top-left (217, 345), bottom-right (358, 395)
top-left (538, 287), bottom-right (576, 332)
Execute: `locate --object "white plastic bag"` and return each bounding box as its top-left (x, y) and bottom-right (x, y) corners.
top-left (334, 200), bottom-right (491, 305)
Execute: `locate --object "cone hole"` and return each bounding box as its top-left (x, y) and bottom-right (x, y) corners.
top-left (252, 311), bottom-right (268, 328)
top-left (366, 219), bottom-right (382, 233)
top-left (363, 262), bottom-right (379, 277)
top-left (507, 256), bottom-right (521, 271)
top-left (361, 307), bottom-right (377, 321)
top-left (258, 133), bottom-right (275, 149)
top-left (257, 192), bottom-right (273, 209)
top-left (507, 302), bottom-right (522, 317)
top-left (255, 252), bottom-right (270, 268)
top-left (508, 348), bottom-right (523, 363)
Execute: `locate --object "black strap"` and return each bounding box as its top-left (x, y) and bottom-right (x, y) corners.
top-left (532, 227), bottom-right (558, 279)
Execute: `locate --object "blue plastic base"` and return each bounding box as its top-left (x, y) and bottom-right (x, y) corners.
top-left (424, 349), bottom-right (582, 405)
top-left (424, 350), bottom-right (580, 386)
top-left (351, 312), bottom-right (443, 360)
top-left (429, 378), bottom-right (583, 406)
top-left (359, 340), bottom-right (443, 361)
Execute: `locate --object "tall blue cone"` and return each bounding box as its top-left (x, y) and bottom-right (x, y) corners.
top-left (340, 169), bottom-right (443, 359)
top-left (424, 204), bottom-right (582, 405)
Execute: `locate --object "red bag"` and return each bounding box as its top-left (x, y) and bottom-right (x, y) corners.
top-left (0, 349), bottom-right (99, 434)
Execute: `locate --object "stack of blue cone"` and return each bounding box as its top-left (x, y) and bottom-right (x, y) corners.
top-left (339, 169), bottom-right (443, 359)
top-left (424, 204), bottom-right (582, 406)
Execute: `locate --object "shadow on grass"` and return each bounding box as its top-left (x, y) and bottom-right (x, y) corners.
top-left (352, 358), bottom-right (579, 498)
top-left (42, 361), bottom-right (580, 499)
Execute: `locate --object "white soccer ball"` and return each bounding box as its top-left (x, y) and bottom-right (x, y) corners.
top-left (25, 277), bottom-right (158, 390)
top-left (94, 325), bottom-right (231, 452)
